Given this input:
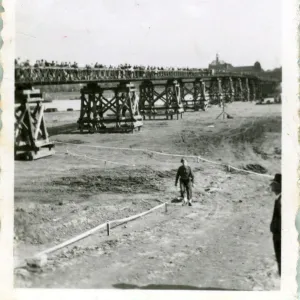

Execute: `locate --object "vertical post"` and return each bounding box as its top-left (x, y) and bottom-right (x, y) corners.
top-left (165, 202), bottom-right (168, 213)
top-left (238, 78), bottom-right (243, 101)
top-left (87, 92), bottom-right (92, 127)
top-left (139, 82), bottom-right (146, 120)
top-left (149, 84), bottom-right (153, 120)
top-left (90, 89), bottom-right (96, 132)
top-left (107, 221), bottom-right (110, 236)
top-left (174, 80), bottom-right (179, 115)
top-left (115, 89), bottom-right (120, 128)
top-left (99, 90), bottom-right (104, 122)
top-left (229, 77), bottom-right (234, 102)
top-left (192, 80), bottom-right (198, 111)
top-left (25, 102), bottom-right (35, 145)
top-left (217, 78), bottom-right (223, 107)
top-left (141, 81), bottom-right (154, 120)
top-left (176, 80), bottom-right (184, 115)
top-left (78, 88), bottom-right (85, 133)
top-left (251, 81), bottom-right (256, 101)
top-left (126, 83), bottom-right (136, 129)
top-left (181, 82), bottom-right (186, 110)
top-left (245, 78), bottom-right (250, 102)
top-left (165, 82), bottom-right (170, 120)
top-left (201, 80), bottom-right (206, 110)
top-left (256, 80), bottom-right (262, 100)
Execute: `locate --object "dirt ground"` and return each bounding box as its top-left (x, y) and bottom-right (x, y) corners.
top-left (14, 102), bottom-right (281, 290)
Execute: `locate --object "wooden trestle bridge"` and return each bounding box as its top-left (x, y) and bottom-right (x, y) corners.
top-left (14, 67), bottom-right (280, 160)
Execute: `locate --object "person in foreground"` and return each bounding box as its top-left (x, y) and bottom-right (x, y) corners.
top-left (175, 158), bottom-right (194, 206)
top-left (270, 173), bottom-right (281, 276)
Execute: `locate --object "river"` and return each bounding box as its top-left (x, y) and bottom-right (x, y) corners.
top-left (44, 100), bottom-right (81, 111)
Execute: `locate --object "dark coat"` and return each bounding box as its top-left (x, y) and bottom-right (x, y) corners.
top-left (270, 195), bottom-right (281, 235)
top-left (175, 166), bottom-right (194, 185)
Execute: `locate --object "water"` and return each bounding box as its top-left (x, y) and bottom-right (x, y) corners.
top-left (44, 100), bottom-right (81, 111)
top-left (43, 95), bottom-right (198, 112)
top-left (44, 99), bottom-right (170, 112)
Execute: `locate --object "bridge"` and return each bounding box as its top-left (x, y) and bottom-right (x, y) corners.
top-left (14, 66), bottom-right (281, 160)
top-left (14, 67), bottom-right (279, 86)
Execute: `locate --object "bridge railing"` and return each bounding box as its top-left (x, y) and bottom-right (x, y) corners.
top-left (14, 67), bottom-right (279, 85)
top-left (15, 67), bottom-right (215, 84)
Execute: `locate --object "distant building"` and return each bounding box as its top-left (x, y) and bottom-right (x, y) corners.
top-left (232, 61), bottom-right (263, 73)
top-left (208, 54), bottom-right (233, 71)
top-left (208, 54), bottom-right (264, 74)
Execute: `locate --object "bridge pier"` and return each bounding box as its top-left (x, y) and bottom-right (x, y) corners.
top-left (256, 81), bottom-right (263, 100)
top-left (194, 80), bottom-right (207, 111)
top-left (217, 78), bottom-right (223, 106)
top-left (233, 78), bottom-right (243, 101)
top-left (181, 81), bottom-right (194, 111)
top-left (139, 79), bottom-right (184, 120)
top-left (228, 77), bottom-right (235, 102)
top-left (14, 88), bottom-right (55, 160)
top-left (248, 79), bottom-right (256, 101)
top-left (206, 78), bottom-right (220, 105)
top-left (77, 82), bottom-right (143, 133)
top-left (244, 78), bottom-right (250, 101)
top-left (181, 79), bottom-right (207, 111)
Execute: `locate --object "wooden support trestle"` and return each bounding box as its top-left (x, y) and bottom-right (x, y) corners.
top-left (77, 82), bottom-right (143, 133)
top-left (181, 79), bottom-right (207, 111)
top-left (14, 88), bottom-right (55, 160)
top-left (139, 80), bottom-right (184, 120)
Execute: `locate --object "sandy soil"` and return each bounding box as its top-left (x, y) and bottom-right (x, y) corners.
top-left (14, 102), bottom-right (281, 290)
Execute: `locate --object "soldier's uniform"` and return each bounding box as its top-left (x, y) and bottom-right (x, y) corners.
top-left (175, 160), bottom-right (194, 205)
top-left (270, 173), bottom-right (281, 276)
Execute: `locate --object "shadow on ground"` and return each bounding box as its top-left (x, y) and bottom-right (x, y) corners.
top-left (113, 283), bottom-right (238, 290)
top-left (48, 123), bottom-right (140, 135)
top-left (171, 198), bottom-right (182, 203)
top-left (48, 123), bottom-right (78, 135)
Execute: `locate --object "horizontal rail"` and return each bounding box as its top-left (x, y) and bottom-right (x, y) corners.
top-left (13, 202), bottom-right (167, 269)
top-left (37, 223), bottom-right (107, 256)
top-left (109, 203), bottom-right (166, 225)
top-left (18, 202), bottom-right (167, 263)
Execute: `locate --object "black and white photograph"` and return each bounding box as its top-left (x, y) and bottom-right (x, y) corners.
top-left (4, 0), bottom-right (297, 295)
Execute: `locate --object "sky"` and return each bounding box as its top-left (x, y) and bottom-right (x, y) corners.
top-left (16, 0), bottom-right (281, 70)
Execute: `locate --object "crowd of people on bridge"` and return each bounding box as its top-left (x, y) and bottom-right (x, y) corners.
top-left (15, 58), bottom-right (278, 84)
top-left (15, 57), bottom-right (216, 82)
top-left (14, 57), bottom-right (213, 74)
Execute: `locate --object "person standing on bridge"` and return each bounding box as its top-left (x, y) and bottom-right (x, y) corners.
top-left (175, 158), bottom-right (194, 206)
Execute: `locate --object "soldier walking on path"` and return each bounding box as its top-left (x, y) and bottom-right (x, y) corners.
top-left (175, 158), bottom-right (194, 206)
top-left (270, 173), bottom-right (282, 276)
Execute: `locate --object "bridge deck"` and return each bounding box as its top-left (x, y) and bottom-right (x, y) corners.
top-left (15, 67), bottom-right (280, 86)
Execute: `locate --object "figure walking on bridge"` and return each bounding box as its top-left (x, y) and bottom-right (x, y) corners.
top-left (175, 158), bottom-right (194, 206)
